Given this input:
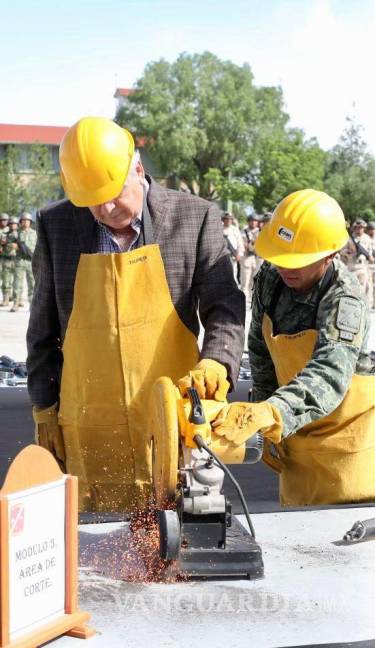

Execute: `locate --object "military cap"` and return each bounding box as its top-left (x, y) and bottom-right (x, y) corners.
top-left (0, 213), bottom-right (9, 221)
top-left (366, 221), bottom-right (375, 229)
top-left (9, 216), bottom-right (19, 225)
top-left (353, 219), bottom-right (367, 227)
top-left (19, 211), bottom-right (33, 222)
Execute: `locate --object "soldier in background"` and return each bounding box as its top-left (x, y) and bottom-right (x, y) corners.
top-left (257, 212), bottom-right (272, 270)
top-left (240, 214), bottom-right (261, 301)
top-left (222, 212), bottom-right (244, 285)
top-left (214, 190), bottom-right (374, 506)
top-left (341, 219), bottom-right (374, 308)
top-left (0, 213), bottom-right (10, 306)
top-left (259, 211), bottom-right (272, 230)
top-left (366, 221), bottom-right (375, 245)
top-left (1, 217), bottom-right (19, 308)
top-left (367, 221), bottom-right (375, 309)
top-left (11, 212), bottom-right (37, 312)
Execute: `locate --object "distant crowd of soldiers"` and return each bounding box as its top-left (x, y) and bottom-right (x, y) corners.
top-left (1, 208), bottom-right (374, 313)
top-left (0, 212), bottom-right (37, 312)
top-left (222, 212), bottom-right (375, 309)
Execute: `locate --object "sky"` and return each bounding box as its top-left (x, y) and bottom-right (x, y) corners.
top-left (1, 0), bottom-right (374, 152)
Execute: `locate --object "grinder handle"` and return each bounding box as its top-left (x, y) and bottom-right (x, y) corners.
top-left (186, 387), bottom-right (206, 424)
top-left (184, 387), bottom-right (212, 447)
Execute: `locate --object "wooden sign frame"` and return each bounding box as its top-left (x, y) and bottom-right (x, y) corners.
top-left (0, 445), bottom-right (94, 647)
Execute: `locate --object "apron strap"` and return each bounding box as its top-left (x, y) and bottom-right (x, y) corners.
top-left (267, 263), bottom-right (335, 334)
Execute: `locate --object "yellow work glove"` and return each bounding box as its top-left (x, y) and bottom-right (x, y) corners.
top-left (178, 359), bottom-right (230, 401)
top-left (32, 403), bottom-right (66, 472)
top-left (212, 401), bottom-right (283, 445)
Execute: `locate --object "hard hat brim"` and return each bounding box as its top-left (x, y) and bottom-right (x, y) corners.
top-left (62, 174), bottom-right (127, 208)
top-left (255, 226), bottom-right (349, 269)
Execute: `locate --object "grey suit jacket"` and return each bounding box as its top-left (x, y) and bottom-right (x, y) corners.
top-left (26, 178), bottom-right (245, 407)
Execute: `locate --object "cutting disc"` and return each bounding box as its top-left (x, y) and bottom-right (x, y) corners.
top-left (150, 376), bottom-right (180, 508)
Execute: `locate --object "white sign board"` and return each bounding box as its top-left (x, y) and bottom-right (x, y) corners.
top-left (7, 477), bottom-right (66, 641)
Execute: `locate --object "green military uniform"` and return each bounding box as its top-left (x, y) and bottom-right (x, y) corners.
top-left (249, 257), bottom-right (374, 505)
top-left (0, 219), bottom-right (10, 305)
top-left (2, 223), bottom-right (18, 306)
top-left (249, 258), bottom-right (373, 433)
top-left (13, 227), bottom-right (37, 307)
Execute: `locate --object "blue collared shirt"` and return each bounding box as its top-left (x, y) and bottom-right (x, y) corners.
top-left (95, 178), bottom-right (149, 253)
top-left (96, 216), bottom-right (142, 253)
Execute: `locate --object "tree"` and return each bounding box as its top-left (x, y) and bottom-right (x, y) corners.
top-left (249, 129), bottom-right (326, 211)
top-left (116, 52), bottom-right (289, 202)
top-left (23, 144), bottom-right (62, 212)
top-left (324, 116), bottom-right (375, 221)
top-left (0, 144), bottom-right (62, 215)
top-left (0, 146), bottom-right (23, 215)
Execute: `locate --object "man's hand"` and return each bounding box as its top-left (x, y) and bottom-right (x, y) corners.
top-left (212, 401), bottom-right (283, 445)
top-left (178, 359), bottom-right (230, 401)
top-left (32, 403), bottom-right (66, 471)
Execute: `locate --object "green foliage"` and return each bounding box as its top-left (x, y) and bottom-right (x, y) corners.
top-left (117, 54), bottom-right (375, 217)
top-left (249, 129), bottom-right (326, 211)
top-left (0, 147), bottom-right (23, 215)
top-left (116, 52), bottom-right (290, 201)
top-left (23, 144), bottom-right (62, 212)
top-left (361, 206), bottom-right (375, 222)
top-left (116, 52), bottom-right (328, 208)
top-left (323, 116), bottom-right (375, 222)
top-left (231, 201), bottom-right (250, 225)
top-left (0, 144), bottom-right (62, 215)
top-left (203, 168), bottom-right (254, 203)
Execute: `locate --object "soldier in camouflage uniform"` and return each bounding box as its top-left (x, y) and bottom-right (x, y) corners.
top-left (11, 212), bottom-right (37, 312)
top-left (214, 189), bottom-right (374, 506)
top-left (340, 219), bottom-right (374, 308)
top-left (1, 217), bottom-right (19, 307)
top-left (366, 221), bottom-right (375, 309)
top-left (0, 213), bottom-right (10, 305)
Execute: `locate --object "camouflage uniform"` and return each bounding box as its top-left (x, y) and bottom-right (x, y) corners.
top-left (341, 230), bottom-right (374, 308)
top-left (13, 227), bottom-right (37, 306)
top-left (2, 225), bottom-right (18, 305)
top-left (249, 258), bottom-right (373, 438)
top-left (367, 222), bottom-right (375, 308)
top-left (0, 221), bottom-right (9, 304)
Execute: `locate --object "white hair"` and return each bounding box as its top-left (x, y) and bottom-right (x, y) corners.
top-left (129, 149), bottom-right (142, 175)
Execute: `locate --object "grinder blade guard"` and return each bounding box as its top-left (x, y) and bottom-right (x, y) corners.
top-left (150, 378), bottom-right (264, 580)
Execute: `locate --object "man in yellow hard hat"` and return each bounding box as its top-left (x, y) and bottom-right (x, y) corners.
top-left (27, 116), bottom-right (245, 513)
top-left (214, 189), bottom-right (375, 506)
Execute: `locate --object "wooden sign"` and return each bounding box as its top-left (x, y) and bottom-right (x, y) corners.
top-left (0, 445), bottom-right (95, 647)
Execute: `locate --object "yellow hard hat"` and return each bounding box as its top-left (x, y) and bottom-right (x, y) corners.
top-left (59, 116), bottom-right (135, 207)
top-left (254, 189), bottom-right (349, 269)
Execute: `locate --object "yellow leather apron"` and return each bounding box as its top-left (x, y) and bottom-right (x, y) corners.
top-left (58, 243), bottom-right (198, 512)
top-left (262, 313), bottom-right (375, 506)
